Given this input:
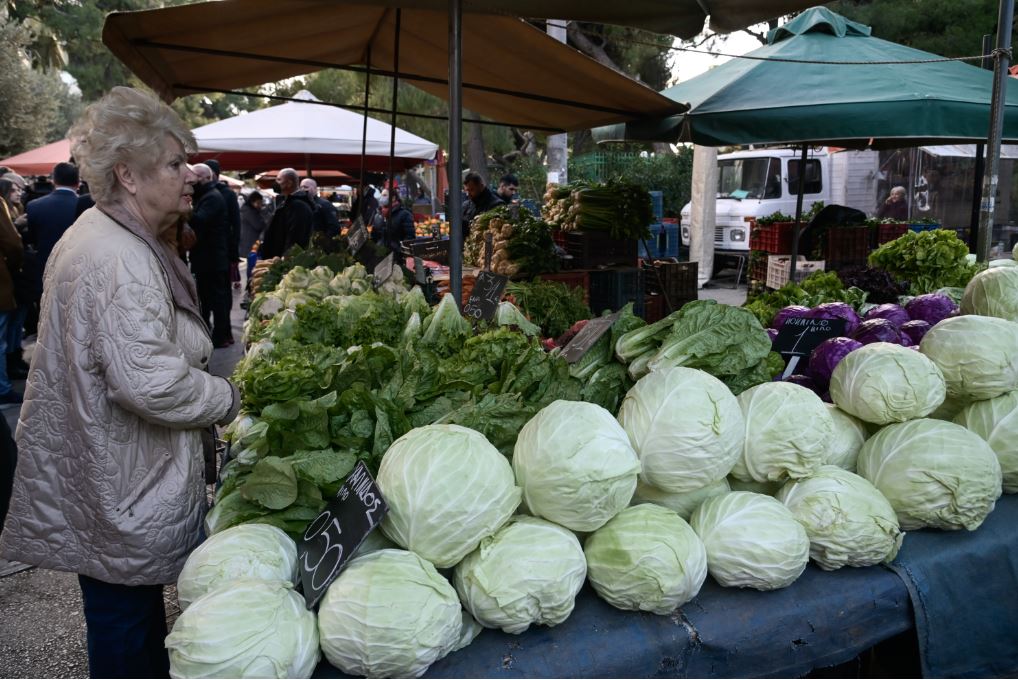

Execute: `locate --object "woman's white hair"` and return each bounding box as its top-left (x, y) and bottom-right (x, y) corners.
top-left (69, 86), bottom-right (195, 204)
top-left (891, 186), bottom-right (907, 196)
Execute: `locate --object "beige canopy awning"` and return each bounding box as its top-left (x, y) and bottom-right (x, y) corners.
top-left (102, 0), bottom-right (686, 132)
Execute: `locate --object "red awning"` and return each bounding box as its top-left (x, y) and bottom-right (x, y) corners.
top-left (0, 139), bottom-right (71, 177)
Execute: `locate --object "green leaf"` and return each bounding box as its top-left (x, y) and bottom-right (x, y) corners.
top-left (240, 456), bottom-right (299, 510)
top-left (290, 449), bottom-right (357, 485)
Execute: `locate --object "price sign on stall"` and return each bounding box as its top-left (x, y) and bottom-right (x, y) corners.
top-left (372, 252), bottom-right (395, 288)
top-left (462, 270), bottom-right (509, 321)
top-left (347, 219), bottom-right (368, 255)
top-left (297, 461), bottom-right (388, 609)
top-left (773, 317), bottom-right (846, 378)
top-left (561, 310), bottom-right (622, 363)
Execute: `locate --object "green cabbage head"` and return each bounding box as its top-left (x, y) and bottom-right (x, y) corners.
top-left (176, 524), bottom-right (297, 611)
top-left (831, 342), bottom-right (946, 424)
top-left (632, 477), bottom-right (731, 521)
top-left (453, 516), bottom-right (586, 634)
top-left (165, 579), bottom-right (319, 679)
top-left (318, 550), bottom-right (479, 679)
top-left (776, 466), bottom-right (903, 570)
top-left (584, 504), bottom-right (707, 615)
top-left (857, 419), bottom-right (1002, 530)
top-left (513, 400), bottom-right (640, 532)
top-left (824, 405), bottom-right (869, 472)
top-left (378, 424), bottom-right (521, 568)
top-left (954, 390), bottom-right (1018, 493)
top-left (618, 367), bottom-right (744, 493)
top-left (732, 382), bottom-right (834, 483)
top-left (919, 315), bottom-right (1018, 401)
top-left (691, 491), bottom-right (808, 590)
top-left (961, 266), bottom-right (1018, 322)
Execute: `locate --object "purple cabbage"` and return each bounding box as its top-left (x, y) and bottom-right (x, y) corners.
top-left (808, 337), bottom-right (863, 384)
top-left (852, 318), bottom-right (903, 345)
top-left (900, 320), bottom-right (931, 346)
top-left (864, 303), bottom-right (910, 328)
top-left (770, 305), bottom-right (811, 330)
top-left (784, 374), bottom-right (821, 395)
top-left (904, 293), bottom-right (959, 326)
top-left (805, 302), bottom-right (861, 336)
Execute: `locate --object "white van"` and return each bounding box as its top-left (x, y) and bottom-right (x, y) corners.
top-left (680, 147), bottom-right (878, 252)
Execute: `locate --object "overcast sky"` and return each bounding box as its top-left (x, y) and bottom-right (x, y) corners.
top-left (670, 25), bottom-right (767, 84)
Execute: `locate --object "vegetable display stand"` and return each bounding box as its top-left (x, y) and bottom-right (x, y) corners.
top-left (825, 226), bottom-right (872, 268)
top-left (750, 222), bottom-right (797, 254)
top-left (644, 261), bottom-right (698, 313)
top-left (406, 238), bottom-right (450, 265)
top-left (766, 257), bottom-right (825, 289)
top-left (588, 267), bottom-right (644, 316)
top-left (877, 223), bottom-right (908, 245)
top-left (564, 231), bottom-right (638, 269)
top-left (535, 270), bottom-right (590, 305)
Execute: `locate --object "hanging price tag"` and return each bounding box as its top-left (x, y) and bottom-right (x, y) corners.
top-left (773, 317), bottom-right (847, 378)
top-left (561, 310), bottom-right (622, 363)
top-left (462, 270), bottom-right (508, 321)
top-left (372, 252), bottom-right (395, 288)
top-left (297, 462), bottom-right (388, 609)
top-left (348, 218), bottom-right (368, 254)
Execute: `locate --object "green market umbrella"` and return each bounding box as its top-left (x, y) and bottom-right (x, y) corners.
top-left (595, 6), bottom-right (1018, 148)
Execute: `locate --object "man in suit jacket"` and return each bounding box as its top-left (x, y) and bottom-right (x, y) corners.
top-left (26, 162), bottom-right (79, 278)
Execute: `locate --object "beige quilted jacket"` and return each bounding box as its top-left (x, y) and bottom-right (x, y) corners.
top-left (0, 208), bottom-right (237, 585)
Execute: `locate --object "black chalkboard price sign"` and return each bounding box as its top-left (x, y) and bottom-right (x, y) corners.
top-left (372, 252), bottom-right (395, 288)
top-left (561, 310), bottom-right (622, 363)
top-left (462, 270), bottom-right (509, 321)
top-left (347, 220), bottom-right (368, 254)
top-left (773, 317), bottom-right (847, 378)
top-left (297, 461), bottom-right (388, 609)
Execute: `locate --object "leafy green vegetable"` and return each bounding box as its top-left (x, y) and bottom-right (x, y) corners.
top-left (869, 229), bottom-right (980, 294)
top-left (505, 279), bottom-right (591, 338)
top-left (233, 341), bottom-right (347, 413)
top-left (743, 271), bottom-right (867, 327)
top-left (256, 245), bottom-right (354, 294)
top-left (240, 456), bottom-right (299, 510)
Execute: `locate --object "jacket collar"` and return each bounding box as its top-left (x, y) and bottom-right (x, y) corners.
top-left (97, 203), bottom-right (204, 322)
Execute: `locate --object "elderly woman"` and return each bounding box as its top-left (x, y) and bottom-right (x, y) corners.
top-left (876, 185), bottom-right (909, 221)
top-left (0, 87), bottom-right (240, 678)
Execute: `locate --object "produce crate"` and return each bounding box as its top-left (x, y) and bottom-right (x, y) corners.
top-left (638, 223), bottom-right (664, 259)
top-left (405, 237), bottom-right (450, 265)
top-left (535, 270), bottom-right (590, 305)
top-left (588, 267), bottom-right (644, 317)
top-left (766, 256), bottom-right (825, 290)
top-left (658, 220), bottom-right (680, 259)
top-left (749, 221), bottom-right (798, 254)
top-left (564, 230), bottom-right (638, 269)
top-left (644, 261), bottom-right (697, 313)
top-left (649, 190), bottom-right (664, 222)
top-left (749, 258), bottom-right (769, 283)
top-left (877, 223), bottom-right (908, 245)
top-left (825, 226), bottom-right (872, 268)
top-left (908, 222), bottom-right (941, 232)
top-left (644, 293), bottom-right (665, 323)
top-left (436, 274), bottom-right (476, 305)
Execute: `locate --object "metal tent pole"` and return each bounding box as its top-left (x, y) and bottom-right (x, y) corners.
top-left (387, 9), bottom-right (402, 233)
top-left (359, 46), bottom-right (372, 211)
top-left (448, 0), bottom-right (463, 306)
top-left (977, 0), bottom-right (1015, 262)
top-left (970, 33), bottom-right (994, 252)
top-left (788, 145), bottom-right (809, 281)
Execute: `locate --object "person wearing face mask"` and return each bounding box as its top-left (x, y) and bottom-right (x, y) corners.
top-left (0, 87), bottom-right (240, 679)
top-left (258, 168), bottom-right (315, 258)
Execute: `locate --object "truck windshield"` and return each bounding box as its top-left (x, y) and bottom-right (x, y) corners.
top-left (717, 157), bottom-right (782, 199)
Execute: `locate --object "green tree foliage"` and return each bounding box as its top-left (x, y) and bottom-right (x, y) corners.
top-left (569, 148), bottom-right (695, 215)
top-left (827, 0), bottom-right (1006, 59)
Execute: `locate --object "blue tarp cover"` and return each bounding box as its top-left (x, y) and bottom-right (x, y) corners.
top-left (316, 496), bottom-right (1018, 678)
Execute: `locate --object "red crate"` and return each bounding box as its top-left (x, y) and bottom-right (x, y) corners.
top-left (750, 222), bottom-right (798, 253)
top-left (825, 226), bottom-right (872, 268)
top-left (877, 223), bottom-right (908, 245)
top-left (535, 270), bottom-right (589, 305)
top-left (564, 231), bottom-right (638, 268)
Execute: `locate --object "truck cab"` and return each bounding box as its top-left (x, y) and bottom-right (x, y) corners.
top-left (680, 148), bottom-right (831, 252)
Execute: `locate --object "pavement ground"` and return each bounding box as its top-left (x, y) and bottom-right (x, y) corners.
top-left (0, 269), bottom-right (743, 678)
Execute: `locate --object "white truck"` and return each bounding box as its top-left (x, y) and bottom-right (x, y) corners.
top-left (680, 147), bottom-right (879, 252)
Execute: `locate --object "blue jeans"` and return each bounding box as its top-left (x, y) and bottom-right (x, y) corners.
top-left (6, 305), bottom-right (26, 357)
top-left (0, 312), bottom-right (11, 395)
top-left (77, 574), bottom-right (170, 679)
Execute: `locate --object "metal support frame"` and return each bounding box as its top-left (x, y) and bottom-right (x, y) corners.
top-left (448, 0), bottom-right (464, 306)
top-left (359, 46), bottom-right (372, 192)
top-left (969, 33), bottom-right (994, 252)
top-left (387, 9), bottom-right (402, 233)
top-left (788, 145), bottom-right (809, 281)
top-left (977, 0), bottom-right (1014, 262)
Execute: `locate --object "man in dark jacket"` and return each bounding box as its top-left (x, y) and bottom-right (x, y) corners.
top-left (462, 172), bottom-right (504, 240)
top-left (371, 195), bottom-right (416, 253)
top-left (301, 177), bottom-right (341, 238)
top-left (189, 163), bottom-right (233, 347)
top-left (259, 168), bottom-right (315, 258)
top-left (26, 162), bottom-right (79, 277)
top-left (205, 160), bottom-right (240, 266)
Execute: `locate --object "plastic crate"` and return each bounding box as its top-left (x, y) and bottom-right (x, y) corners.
top-left (766, 257), bottom-right (825, 290)
top-left (749, 258), bottom-right (769, 283)
top-left (825, 226), bottom-right (872, 268)
top-left (909, 222), bottom-right (941, 232)
top-left (644, 293), bottom-right (665, 323)
top-left (588, 267), bottom-right (644, 316)
top-left (564, 230), bottom-right (638, 268)
top-left (877, 223), bottom-right (908, 245)
top-left (638, 223), bottom-right (664, 259)
top-left (749, 221), bottom-right (798, 253)
top-left (534, 270), bottom-right (590, 305)
top-left (649, 191), bottom-right (664, 222)
top-left (436, 274), bottom-right (476, 305)
top-left (658, 222), bottom-right (680, 259)
top-left (644, 261), bottom-right (697, 313)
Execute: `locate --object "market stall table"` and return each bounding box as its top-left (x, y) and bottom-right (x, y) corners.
top-left (315, 495), bottom-right (1018, 678)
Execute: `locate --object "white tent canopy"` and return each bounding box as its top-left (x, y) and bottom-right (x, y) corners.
top-left (191, 90), bottom-right (439, 172)
top-left (921, 144), bottom-right (1018, 159)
